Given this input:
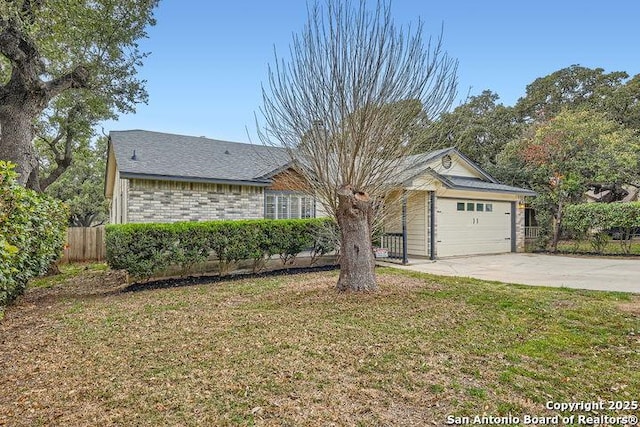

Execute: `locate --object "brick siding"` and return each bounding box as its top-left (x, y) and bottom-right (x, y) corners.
top-left (126, 179), bottom-right (264, 223)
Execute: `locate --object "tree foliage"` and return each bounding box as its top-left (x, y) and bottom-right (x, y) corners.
top-left (0, 0), bottom-right (158, 188)
top-left (496, 110), bottom-right (640, 250)
top-left (43, 136), bottom-right (108, 226)
top-left (515, 65), bottom-right (640, 128)
top-left (419, 90), bottom-right (521, 170)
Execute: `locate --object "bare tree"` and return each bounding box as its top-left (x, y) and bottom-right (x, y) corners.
top-left (260, 0), bottom-right (457, 291)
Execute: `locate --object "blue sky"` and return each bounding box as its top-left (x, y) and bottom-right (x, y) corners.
top-left (101, 1), bottom-right (640, 143)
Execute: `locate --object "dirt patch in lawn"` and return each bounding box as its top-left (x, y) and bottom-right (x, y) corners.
top-left (1, 267), bottom-right (639, 426)
top-left (618, 296), bottom-right (640, 316)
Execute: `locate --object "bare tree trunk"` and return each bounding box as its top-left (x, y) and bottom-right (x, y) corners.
top-left (336, 186), bottom-right (377, 292)
top-left (551, 199), bottom-right (563, 252)
top-left (0, 107), bottom-right (39, 188)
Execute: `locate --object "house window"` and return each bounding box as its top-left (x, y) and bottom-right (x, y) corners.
top-left (457, 202), bottom-right (465, 211)
top-left (485, 203), bottom-right (493, 212)
top-left (278, 197), bottom-right (289, 218)
top-left (301, 197), bottom-right (314, 218)
top-left (265, 191), bottom-right (316, 219)
top-left (476, 203), bottom-right (484, 212)
top-left (290, 197), bottom-right (300, 219)
top-left (265, 194), bottom-right (277, 218)
top-left (467, 202), bottom-right (475, 211)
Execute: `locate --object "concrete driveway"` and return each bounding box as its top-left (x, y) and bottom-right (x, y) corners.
top-left (383, 253), bottom-right (640, 293)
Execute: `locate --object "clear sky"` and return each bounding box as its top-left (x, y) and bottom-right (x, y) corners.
top-left (101, 1), bottom-right (640, 143)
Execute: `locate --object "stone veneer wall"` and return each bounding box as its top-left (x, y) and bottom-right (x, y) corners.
top-left (127, 179), bottom-right (264, 223)
top-left (515, 203), bottom-right (525, 252)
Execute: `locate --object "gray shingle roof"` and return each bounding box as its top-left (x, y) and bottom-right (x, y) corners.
top-left (442, 176), bottom-right (537, 196)
top-left (109, 131), bottom-right (536, 196)
top-left (110, 130), bottom-right (289, 185)
top-left (402, 146), bottom-right (455, 168)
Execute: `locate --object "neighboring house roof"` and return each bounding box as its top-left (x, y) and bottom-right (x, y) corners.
top-left (109, 130), bottom-right (289, 185)
top-left (585, 189), bottom-right (612, 202)
top-left (622, 186), bottom-right (639, 202)
top-left (585, 185), bottom-right (639, 203)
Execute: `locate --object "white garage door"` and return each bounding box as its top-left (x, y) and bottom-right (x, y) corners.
top-left (436, 199), bottom-right (512, 257)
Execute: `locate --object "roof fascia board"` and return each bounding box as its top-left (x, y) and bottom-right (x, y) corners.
top-left (119, 172), bottom-right (272, 187)
top-left (406, 168), bottom-right (536, 196)
top-left (445, 184), bottom-right (537, 196)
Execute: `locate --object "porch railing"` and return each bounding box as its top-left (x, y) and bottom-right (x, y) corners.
top-left (379, 232), bottom-right (408, 264)
top-left (525, 226), bottom-right (541, 240)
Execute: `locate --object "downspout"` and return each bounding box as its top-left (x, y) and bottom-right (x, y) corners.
top-left (402, 191), bottom-right (408, 265)
top-left (429, 191), bottom-right (436, 260)
top-left (511, 201), bottom-right (517, 252)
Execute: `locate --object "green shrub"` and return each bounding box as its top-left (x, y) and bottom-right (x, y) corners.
top-left (105, 223), bottom-right (178, 278)
top-left (268, 220), bottom-right (314, 265)
top-left (309, 219), bottom-right (340, 265)
top-left (1, 162), bottom-right (68, 308)
top-left (105, 218), bottom-right (336, 280)
top-left (563, 202), bottom-right (640, 254)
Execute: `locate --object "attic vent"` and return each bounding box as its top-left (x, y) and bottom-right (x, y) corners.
top-left (441, 154), bottom-right (452, 169)
top-left (131, 150), bottom-right (138, 161)
top-left (224, 150), bottom-right (230, 155)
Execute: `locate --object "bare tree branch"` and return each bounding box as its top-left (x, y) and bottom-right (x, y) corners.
top-left (259, 0), bottom-right (458, 291)
top-left (38, 103), bottom-right (83, 190)
top-left (44, 66), bottom-right (90, 99)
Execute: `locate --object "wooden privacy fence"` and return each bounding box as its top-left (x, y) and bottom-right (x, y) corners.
top-left (61, 226), bottom-right (106, 263)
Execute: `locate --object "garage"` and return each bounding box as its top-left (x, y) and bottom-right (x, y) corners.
top-left (380, 147), bottom-right (535, 261)
top-left (436, 198), bottom-right (513, 257)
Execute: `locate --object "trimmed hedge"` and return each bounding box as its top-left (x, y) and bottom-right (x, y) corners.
top-left (1, 161), bottom-right (68, 308)
top-left (105, 218), bottom-right (337, 279)
top-left (563, 202), bottom-right (640, 254)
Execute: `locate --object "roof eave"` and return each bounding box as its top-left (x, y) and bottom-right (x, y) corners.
top-left (255, 160), bottom-right (297, 180)
top-left (119, 172), bottom-right (273, 187)
top-left (447, 183), bottom-right (537, 196)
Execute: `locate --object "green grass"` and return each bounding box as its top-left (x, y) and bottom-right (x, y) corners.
top-left (1, 265), bottom-right (639, 426)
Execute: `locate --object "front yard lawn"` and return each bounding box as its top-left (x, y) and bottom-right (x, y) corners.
top-left (1, 265), bottom-right (639, 426)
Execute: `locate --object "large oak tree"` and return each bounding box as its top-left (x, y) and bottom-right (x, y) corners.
top-left (418, 90), bottom-right (521, 171)
top-left (515, 65), bottom-right (640, 128)
top-left (260, 0), bottom-right (457, 291)
top-left (0, 0), bottom-right (157, 189)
